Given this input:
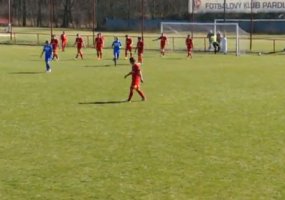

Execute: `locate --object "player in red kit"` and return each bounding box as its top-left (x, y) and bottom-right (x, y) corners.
top-left (124, 57), bottom-right (146, 102)
top-left (135, 36), bottom-right (144, 63)
top-left (60, 31), bottom-right (68, 52)
top-left (74, 33), bottom-right (84, 59)
top-left (125, 34), bottom-right (133, 59)
top-left (185, 34), bottom-right (194, 58)
top-left (153, 32), bottom-right (168, 56)
top-left (50, 34), bottom-right (59, 60)
top-left (94, 32), bottom-right (104, 60)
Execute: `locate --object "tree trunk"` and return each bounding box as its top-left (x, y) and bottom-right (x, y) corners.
top-left (22, 0), bottom-right (26, 26)
top-left (36, 0), bottom-right (42, 26)
top-left (62, 0), bottom-right (73, 27)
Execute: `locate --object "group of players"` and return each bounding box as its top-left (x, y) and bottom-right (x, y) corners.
top-left (40, 32), bottom-right (194, 101)
top-left (41, 32), bottom-right (194, 68)
top-left (93, 32), bottom-right (193, 64)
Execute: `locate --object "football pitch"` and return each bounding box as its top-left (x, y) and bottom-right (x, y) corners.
top-left (1, 44), bottom-right (285, 199)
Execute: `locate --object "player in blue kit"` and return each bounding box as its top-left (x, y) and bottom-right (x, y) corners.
top-left (40, 40), bottom-right (53, 73)
top-left (111, 37), bottom-right (122, 66)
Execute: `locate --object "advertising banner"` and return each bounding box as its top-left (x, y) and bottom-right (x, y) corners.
top-left (189, 0), bottom-right (285, 13)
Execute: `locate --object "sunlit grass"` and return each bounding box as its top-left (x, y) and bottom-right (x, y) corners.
top-left (1, 44), bottom-right (285, 199)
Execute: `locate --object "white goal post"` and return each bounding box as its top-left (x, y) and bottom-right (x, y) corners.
top-left (160, 22), bottom-right (250, 55)
top-left (215, 18), bottom-right (285, 23)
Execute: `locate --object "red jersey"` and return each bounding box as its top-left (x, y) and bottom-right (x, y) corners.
top-left (50, 38), bottom-right (59, 49)
top-left (75, 37), bottom-right (83, 48)
top-left (136, 40), bottom-right (144, 53)
top-left (95, 37), bottom-right (104, 48)
top-left (159, 36), bottom-right (167, 46)
top-left (126, 37), bottom-right (132, 47)
top-left (186, 38), bottom-right (193, 48)
top-left (61, 34), bottom-right (67, 42)
top-left (132, 63), bottom-right (141, 86)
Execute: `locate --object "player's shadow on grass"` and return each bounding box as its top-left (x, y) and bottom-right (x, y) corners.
top-left (83, 64), bottom-right (112, 68)
top-left (9, 72), bottom-right (44, 75)
top-left (83, 63), bottom-right (127, 68)
top-left (164, 57), bottom-right (186, 60)
top-left (79, 100), bottom-right (141, 105)
top-left (79, 100), bottom-right (128, 105)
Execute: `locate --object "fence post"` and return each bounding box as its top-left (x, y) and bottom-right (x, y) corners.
top-left (204, 37), bottom-right (206, 51)
top-left (172, 37), bottom-right (175, 51)
top-left (13, 32), bottom-right (16, 44)
top-left (37, 33), bottom-right (39, 45)
top-left (273, 39), bottom-right (276, 53)
top-left (87, 36), bottom-right (90, 47)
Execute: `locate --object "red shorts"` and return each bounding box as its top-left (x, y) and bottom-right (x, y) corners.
top-left (96, 46), bottom-right (103, 51)
top-left (131, 84), bottom-right (140, 90)
top-left (53, 47), bottom-right (59, 54)
top-left (187, 46), bottom-right (193, 51)
top-left (131, 78), bottom-right (140, 89)
top-left (126, 46), bottom-right (132, 51)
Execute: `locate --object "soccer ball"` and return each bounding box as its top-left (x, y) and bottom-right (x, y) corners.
top-left (258, 52), bottom-right (262, 56)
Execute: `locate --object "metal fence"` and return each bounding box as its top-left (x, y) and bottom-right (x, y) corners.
top-left (1, 31), bottom-right (285, 54)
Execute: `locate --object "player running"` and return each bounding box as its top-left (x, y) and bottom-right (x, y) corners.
top-left (94, 32), bottom-right (104, 60)
top-left (185, 34), bottom-right (194, 58)
top-left (135, 36), bottom-right (144, 63)
top-left (153, 32), bottom-right (168, 56)
top-left (125, 34), bottom-right (133, 59)
top-left (124, 57), bottom-right (146, 102)
top-left (60, 31), bottom-right (68, 52)
top-left (74, 33), bottom-right (84, 59)
top-left (50, 34), bottom-right (59, 60)
top-left (111, 37), bottom-right (122, 66)
top-left (40, 40), bottom-right (53, 73)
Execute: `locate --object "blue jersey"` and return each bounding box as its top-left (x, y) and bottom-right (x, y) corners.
top-left (43, 44), bottom-right (53, 61)
top-left (112, 40), bottom-right (122, 52)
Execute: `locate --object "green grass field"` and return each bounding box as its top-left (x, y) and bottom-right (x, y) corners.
top-left (1, 44), bottom-right (285, 200)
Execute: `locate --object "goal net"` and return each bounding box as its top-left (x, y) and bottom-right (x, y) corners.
top-left (160, 22), bottom-right (250, 55)
top-left (214, 19), bottom-right (285, 34)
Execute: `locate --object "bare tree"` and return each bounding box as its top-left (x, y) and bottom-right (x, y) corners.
top-left (62, 0), bottom-right (73, 27)
top-left (0, 0), bottom-right (193, 28)
top-left (36, 1), bottom-right (43, 26)
top-left (22, 0), bottom-right (26, 26)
